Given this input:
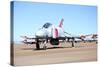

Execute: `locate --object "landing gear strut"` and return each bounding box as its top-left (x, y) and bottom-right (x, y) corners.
top-left (71, 41), bottom-right (74, 47)
top-left (71, 37), bottom-right (75, 47)
top-left (36, 38), bottom-right (40, 50)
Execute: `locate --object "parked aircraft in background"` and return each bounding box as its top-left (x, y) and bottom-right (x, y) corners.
top-left (80, 34), bottom-right (97, 42)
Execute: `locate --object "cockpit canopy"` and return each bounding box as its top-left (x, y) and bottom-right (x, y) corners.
top-left (42, 23), bottom-right (52, 28)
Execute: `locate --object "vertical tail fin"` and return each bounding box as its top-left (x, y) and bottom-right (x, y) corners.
top-left (59, 18), bottom-right (64, 28)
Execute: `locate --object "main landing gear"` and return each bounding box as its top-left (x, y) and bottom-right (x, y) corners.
top-left (35, 38), bottom-right (47, 50)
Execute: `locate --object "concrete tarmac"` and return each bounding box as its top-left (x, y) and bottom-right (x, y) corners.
top-left (13, 42), bottom-right (97, 66)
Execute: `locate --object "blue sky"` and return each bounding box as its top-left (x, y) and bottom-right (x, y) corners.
top-left (12, 1), bottom-right (97, 42)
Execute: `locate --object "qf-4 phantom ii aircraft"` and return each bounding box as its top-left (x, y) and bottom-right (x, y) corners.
top-left (21, 18), bottom-right (95, 50)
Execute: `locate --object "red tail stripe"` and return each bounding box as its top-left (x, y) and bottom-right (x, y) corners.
top-left (59, 18), bottom-right (64, 27)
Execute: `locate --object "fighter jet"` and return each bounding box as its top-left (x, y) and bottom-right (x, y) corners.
top-left (80, 34), bottom-right (97, 42)
top-left (20, 18), bottom-right (88, 50)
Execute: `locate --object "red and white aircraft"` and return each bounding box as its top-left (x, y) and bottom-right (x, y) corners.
top-left (21, 18), bottom-right (96, 50)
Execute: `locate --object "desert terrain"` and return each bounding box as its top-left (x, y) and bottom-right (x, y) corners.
top-left (13, 42), bottom-right (97, 66)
